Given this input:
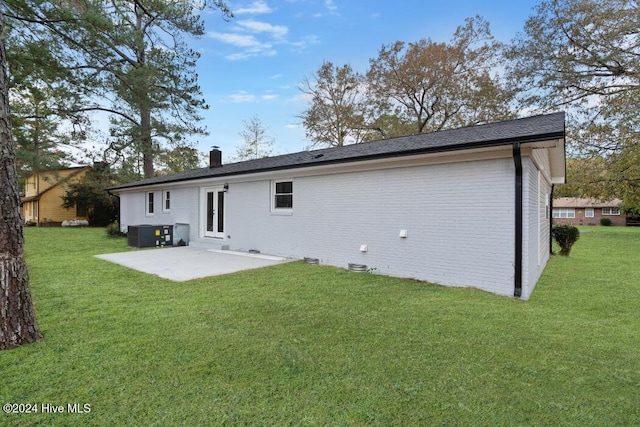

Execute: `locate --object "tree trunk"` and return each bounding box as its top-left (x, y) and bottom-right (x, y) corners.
top-left (140, 105), bottom-right (154, 178)
top-left (134, 3), bottom-right (154, 179)
top-left (0, 10), bottom-right (42, 350)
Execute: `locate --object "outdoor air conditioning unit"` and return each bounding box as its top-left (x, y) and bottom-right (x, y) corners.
top-left (127, 225), bottom-right (173, 248)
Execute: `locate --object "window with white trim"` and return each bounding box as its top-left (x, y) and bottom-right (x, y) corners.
top-left (602, 207), bottom-right (620, 216)
top-left (163, 191), bottom-right (171, 212)
top-left (272, 180), bottom-right (293, 211)
top-left (552, 208), bottom-right (575, 218)
top-left (146, 192), bottom-right (155, 215)
top-left (585, 208), bottom-right (594, 218)
top-left (545, 192), bottom-right (549, 219)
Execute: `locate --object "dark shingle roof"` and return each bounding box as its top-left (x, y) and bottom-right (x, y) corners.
top-left (109, 112), bottom-right (565, 191)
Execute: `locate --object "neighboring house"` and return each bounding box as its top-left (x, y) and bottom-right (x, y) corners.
top-left (21, 166), bottom-right (91, 225)
top-left (109, 113), bottom-right (566, 299)
top-left (553, 197), bottom-right (628, 226)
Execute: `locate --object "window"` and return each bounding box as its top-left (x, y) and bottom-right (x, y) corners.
top-left (146, 192), bottom-right (154, 215)
top-left (552, 208), bottom-right (575, 219)
top-left (273, 180), bottom-right (293, 210)
top-left (602, 207), bottom-right (620, 216)
top-left (163, 191), bottom-right (171, 212)
top-left (545, 192), bottom-right (549, 220)
top-left (585, 208), bottom-right (594, 218)
top-left (76, 204), bottom-right (88, 217)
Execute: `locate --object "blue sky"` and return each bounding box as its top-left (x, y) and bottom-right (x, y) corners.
top-left (192, 0), bottom-right (541, 162)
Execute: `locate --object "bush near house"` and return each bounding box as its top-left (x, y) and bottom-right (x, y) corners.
top-left (105, 221), bottom-right (126, 237)
top-left (600, 217), bottom-right (612, 226)
top-left (552, 224), bottom-right (580, 256)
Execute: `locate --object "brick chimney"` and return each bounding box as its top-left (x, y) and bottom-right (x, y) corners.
top-left (209, 147), bottom-right (222, 168)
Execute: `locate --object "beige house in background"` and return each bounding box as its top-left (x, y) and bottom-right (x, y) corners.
top-left (21, 166), bottom-right (91, 225)
top-left (552, 197), bottom-right (629, 226)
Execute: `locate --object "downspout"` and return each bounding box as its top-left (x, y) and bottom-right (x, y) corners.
top-left (549, 184), bottom-right (555, 255)
top-left (513, 143), bottom-right (523, 298)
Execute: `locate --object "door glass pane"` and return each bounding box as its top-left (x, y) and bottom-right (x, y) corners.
top-left (207, 192), bottom-right (214, 232)
top-left (217, 191), bottom-right (224, 233)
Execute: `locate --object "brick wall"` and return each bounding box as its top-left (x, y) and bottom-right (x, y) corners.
top-left (225, 158), bottom-right (517, 297)
top-left (553, 207), bottom-right (627, 226)
top-left (118, 154), bottom-right (556, 298)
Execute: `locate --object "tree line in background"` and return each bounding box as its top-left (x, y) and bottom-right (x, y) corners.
top-left (2, 0), bottom-right (640, 214)
top-left (299, 16), bottom-right (514, 147)
top-left (5, 0), bottom-right (232, 185)
top-left (508, 0), bottom-right (639, 212)
top-left (299, 0), bottom-right (639, 213)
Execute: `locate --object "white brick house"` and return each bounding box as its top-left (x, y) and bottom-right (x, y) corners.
top-left (109, 113), bottom-right (566, 299)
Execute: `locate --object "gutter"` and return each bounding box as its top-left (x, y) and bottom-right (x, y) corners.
top-left (107, 131), bottom-right (566, 192)
top-left (513, 142), bottom-right (523, 298)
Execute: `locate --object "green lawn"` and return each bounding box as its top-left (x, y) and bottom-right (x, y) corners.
top-left (1, 227), bottom-right (639, 426)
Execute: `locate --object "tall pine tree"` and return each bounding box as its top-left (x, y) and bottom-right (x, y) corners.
top-left (5, 0), bottom-right (232, 178)
top-left (0, 5), bottom-right (42, 350)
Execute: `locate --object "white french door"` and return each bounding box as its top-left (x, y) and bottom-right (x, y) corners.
top-left (203, 187), bottom-right (225, 238)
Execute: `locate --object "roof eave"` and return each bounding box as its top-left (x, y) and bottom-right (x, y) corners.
top-left (108, 129), bottom-right (566, 192)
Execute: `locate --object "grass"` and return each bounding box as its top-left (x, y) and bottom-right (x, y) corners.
top-left (0, 227), bottom-right (639, 426)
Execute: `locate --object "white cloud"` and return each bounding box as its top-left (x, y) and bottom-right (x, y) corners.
top-left (324, 0), bottom-right (338, 14)
top-left (228, 91), bottom-right (256, 103)
top-left (224, 52), bottom-right (254, 61)
top-left (224, 49), bottom-right (276, 60)
top-left (208, 32), bottom-right (263, 48)
top-left (207, 4), bottom-right (317, 60)
top-left (234, 0), bottom-right (272, 15)
top-left (262, 94), bottom-right (279, 100)
top-left (312, 0), bottom-right (339, 18)
top-left (287, 34), bottom-right (320, 52)
top-left (237, 19), bottom-right (288, 39)
top-left (207, 31), bottom-right (277, 59)
top-left (287, 92), bottom-right (312, 104)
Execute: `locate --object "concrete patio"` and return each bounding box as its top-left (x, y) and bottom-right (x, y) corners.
top-left (96, 247), bottom-right (292, 281)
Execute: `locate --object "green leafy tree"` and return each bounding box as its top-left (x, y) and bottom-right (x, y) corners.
top-left (156, 145), bottom-right (203, 174)
top-left (299, 62), bottom-right (371, 147)
top-left (62, 165), bottom-right (119, 227)
top-left (5, 0), bottom-right (232, 178)
top-left (366, 16), bottom-right (515, 135)
top-left (77, 0), bottom-right (231, 178)
top-left (10, 87), bottom-right (73, 188)
top-left (506, 0), bottom-right (640, 210)
top-left (363, 114), bottom-right (416, 141)
top-left (4, 5), bottom-right (88, 186)
top-left (300, 17), bottom-right (516, 148)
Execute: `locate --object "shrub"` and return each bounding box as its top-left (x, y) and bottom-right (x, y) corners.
top-left (552, 224), bottom-right (580, 256)
top-left (600, 217), bottom-right (612, 226)
top-left (106, 221), bottom-right (126, 237)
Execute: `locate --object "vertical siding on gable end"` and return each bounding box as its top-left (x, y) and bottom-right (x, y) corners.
top-left (521, 157), bottom-right (551, 299)
top-left (224, 158), bottom-right (516, 297)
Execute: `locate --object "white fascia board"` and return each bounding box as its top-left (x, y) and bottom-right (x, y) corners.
top-left (113, 144), bottom-right (522, 193)
top-left (523, 138), bottom-right (566, 184)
